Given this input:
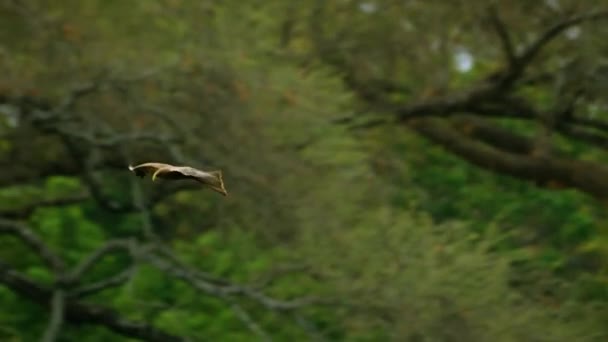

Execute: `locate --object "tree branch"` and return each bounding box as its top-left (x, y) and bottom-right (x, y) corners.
top-left (0, 262), bottom-right (188, 342)
top-left (410, 117), bottom-right (608, 197)
top-left (487, 3), bottom-right (516, 68)
top-left (67, 240), bottom-right (134, 284)
top-left (502, 10), bottom-right (608, 86)
top-left (143, 250), bottom-right (316, 311)
top-left (570, 116), bottom-right (608, 133)
top-left (556, 124), bottom-right (608, 150)
top-left (450, 116), bottom-right (534, 155)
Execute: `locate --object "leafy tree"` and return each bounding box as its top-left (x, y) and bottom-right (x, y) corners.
top-left (1, 1), bottom-right (607, 341)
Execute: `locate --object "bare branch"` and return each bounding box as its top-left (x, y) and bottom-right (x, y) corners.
top-left (0, 219), bottom-right (65, 273)
top-left (503, 10), bottom-right (608, 85)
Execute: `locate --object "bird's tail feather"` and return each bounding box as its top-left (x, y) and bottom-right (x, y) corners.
top-left (207, 170), bottom-right (227, 196)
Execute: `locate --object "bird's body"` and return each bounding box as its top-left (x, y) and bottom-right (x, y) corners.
top-left (128, 162), bottom-right (227, 196)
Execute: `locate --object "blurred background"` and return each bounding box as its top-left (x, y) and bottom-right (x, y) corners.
top-left (1, 0), bottom-right (608, 341)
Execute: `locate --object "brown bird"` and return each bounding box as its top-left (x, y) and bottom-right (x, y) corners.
top-left (128, 162), bottom-right (227, 196)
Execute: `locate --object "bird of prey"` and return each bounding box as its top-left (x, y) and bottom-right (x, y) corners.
top-left (128, 162), bottom-right (227, 196)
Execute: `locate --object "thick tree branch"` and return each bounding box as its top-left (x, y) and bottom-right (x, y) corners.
top-left (410, 118), bottom-right (608, 197)
top-left (450, 116), bottom-right (534, 155)
top-left (556, 125), bottom-right (608, 150)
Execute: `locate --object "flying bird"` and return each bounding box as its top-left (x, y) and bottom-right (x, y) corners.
top-left (128, 162), bottom-right (227, 196)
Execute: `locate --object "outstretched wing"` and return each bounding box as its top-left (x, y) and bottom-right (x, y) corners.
top-left (128, 162), bottom-right (174, 178)
top-left (129, 163), bottom-right (227, 196)
top-left (176, 167), bottom-right (227, 196)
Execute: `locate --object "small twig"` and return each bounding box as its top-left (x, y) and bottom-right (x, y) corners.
top-left (487, 3), bottom-right (516, 68)
top-left (229, 300), bottom-right (273, 342)
top-left (67, 239), bottom-right (134, 284)
top-left (503, 10), bottom-right (608, 85)
top-left (41, 289), bottom-right (65, 342)
top-left (70, 266), bottom-right (137, 298)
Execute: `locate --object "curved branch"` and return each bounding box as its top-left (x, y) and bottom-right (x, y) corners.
top-left (487, 3), bottom-right (516, 67)
top-left (143, 250), bottom-right (316, 311)
top-left (67, 240), bottom-right (134, 284)
top-left (70, 267), bottom-right (136, 299)
top-left (410, 118), bottom-right (608, 197)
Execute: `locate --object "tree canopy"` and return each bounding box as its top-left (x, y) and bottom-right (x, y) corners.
top-left (1, 1), bottom-right (608, 341)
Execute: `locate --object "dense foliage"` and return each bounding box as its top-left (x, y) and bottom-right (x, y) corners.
top-left (1, 1), bottom-right (607, 341)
